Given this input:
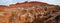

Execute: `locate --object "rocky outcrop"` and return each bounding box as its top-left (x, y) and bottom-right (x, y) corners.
top-left (0, 1), bottom-right (60, 23)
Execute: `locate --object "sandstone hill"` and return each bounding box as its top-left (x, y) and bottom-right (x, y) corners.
top-left (0, 1), bottom-right (60, 23)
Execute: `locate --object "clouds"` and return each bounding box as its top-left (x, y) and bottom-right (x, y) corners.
top-left (30, 0), bottom-right (39, 1)
top-left (0, 0), bottom-right (12, 5)
top-left (0, 0), bottom-right (60, 5)
top-left (0, 0), bottom-right (27, 5)
top-left (5, 0), bottom-right (11, 2)
top-left (32, 0), bottom-right (55, 1)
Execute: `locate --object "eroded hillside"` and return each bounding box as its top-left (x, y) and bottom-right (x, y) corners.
top-left (0, 1), bottom-right (60, 23)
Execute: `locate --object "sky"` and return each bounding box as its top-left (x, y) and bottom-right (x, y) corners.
top-left (0, 0), bottom-right (60, 6)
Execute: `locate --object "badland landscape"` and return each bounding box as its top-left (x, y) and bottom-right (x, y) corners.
top-left (0, 1), bottom-right (60, 23)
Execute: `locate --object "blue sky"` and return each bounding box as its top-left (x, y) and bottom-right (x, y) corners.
top-left (0, 0), bottom-right (60, 6)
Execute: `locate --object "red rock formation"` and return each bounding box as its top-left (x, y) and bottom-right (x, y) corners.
top-left (0, 1), bottom-right (60, 23)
